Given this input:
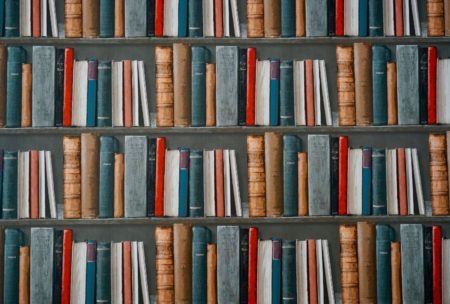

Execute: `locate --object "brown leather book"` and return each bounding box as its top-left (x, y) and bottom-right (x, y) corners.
top-left (391, 241), bottom-right (402, 304)
top-left (339, 224), bottom-right (359, 303)
top-left (123, 60), bottom-right (132, 128)
top-left (155, 46), bottom-right (174, 127)
top-left (428, 0), bottom-right (445, 36)
top-left (114, 153), bottom-right (124, 218)
top-left (247, 135), bottom-right (266, 217)
top-left (336, 46), bottom-right (356, 126)
top-left (30, 150), bottom-right (39, 219)
top-left (0, 44), bottom-right (6, 127)
top-left (114, 0), bottom-right (125, 37)
top-left (307, 239), bottom-right (318, 304)
top-left (357, 222), bottom-right (376, 303)
top-left (207, 243), bottom-right (217, 304)
top-left (82, 0), bottom-right (99, 37)
top-left (305, 59), bottom-right (315, 126)
top-left (264, 132), bottom-right (283, 217)
top-left (19, 246), bottom-right (30, 304)
top-left (387, 62), bottom-right (398, 125)
top-left (295, 0), bottom-right (305, 37)
top-left (298, 152), bottom-right (308, 216)
top-left (21, 63), bottom-right (32, 128)
top-left (263, 0), bottom-right (281, 37)
top-left (123, 241), bottom-right (132, 304)
top-left (215, 149), bottom-right (225, 217)
top-left (354, 43), bottom-right (373, 126)
top-left (64, 0), bottom-right (82, 38)
top-left (63, 136), bottom-right (81, 218)
top-left (445, 0), bottom-right (450, 35)
top-left (32, 0), bottom-right (41, 37)
top-left (81, 133), bottom-right (99, 219)
top-left (247, 0), bottom-right (264, 38)
top-left (155, 226), bottom-right (174, 304)
top-left (429, 134), bottom-right (449, 215)
top-left (173, 43), bottom-right (191, 127)
top-left (206, 63), bottom-right (216, 127)
top-left (174, 224), bottom-right (192, 303)
top-left (446, 131), bottom-right (450, 204)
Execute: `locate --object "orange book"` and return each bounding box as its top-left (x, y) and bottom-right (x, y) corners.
top-left (308, 240), bottom-right (318, 304)
top-left (32, 0), bottom-right (41, 37)
top-left (30, 150), bottom-right (39, 219)
top-left (123, 60), bottom-right (132, 128)
top-left (397, 148), bottom-right (407, 215)
top-left (305, 60), bottom-right (315, 126)
top-left (215, 149), bottom-right (224, 217)
top-left (123, 241), bottom-right (132, 304)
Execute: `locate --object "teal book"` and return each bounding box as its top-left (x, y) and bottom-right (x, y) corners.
top-left (100, 0), bottom-right (115, 37)
top-left (87, 60), bottom-right (98, 127)
top-left (4, 0), bottom-right (19, 37)
top-left (401, 224), bottom-right (424, 303)
top-left (6, 47), bottom-right (26, 128)
top-left (372, 46), bottom-right (390, 125)
top-left (376, 225), bottom-right (394, 304)
top-left (396, 45), bottom-right (419, 125)
top-left (280, 60), bottom-right (294, 126)
top-left (282, 240), bottom-right (296, 303)
top-left (362, 147), bottom-right (372, 215)
top-left (283, 135), bottom-right (301, 216)
top-left (372, 149), bottom-right (387, 215)
top-left (192, 226), bottom-right (211, 303)
top-left (2, 151), bottom-right (17, 219)
top-left (272, 239), bottom-right (282, 304)
top-left (30, 228), bottom-right (54, 304)
top-left (86, 241), bottom-right (97, 304)
top-left (270, 60), bottom-right (280, 126)
top-left (188, 0), bottom-right (203, 37)
top-left (97, 61), bottom-right (112, 127)
top-left (3, 229), bottom-right (24, 304)
top-left (191, 47), bottom-right (209, 126)
top-left (0, 0), bottom-right (4, 36)
top-left (96, 242), bottom-right (111, 303)
top-left (358, 0), bottom-right (368, 36)
top-left (178, 148), bottom-right (189, 217)
top-left (281, 0), bottom-right (295, 37)
top-left (178, 0), bottom-right (188, 37)
top-left (189, 150), bottom-right (203, 217)
top-left (99, 136), bottom-right (119, 218)
top-left (368, 0), bottom-right (383, 36)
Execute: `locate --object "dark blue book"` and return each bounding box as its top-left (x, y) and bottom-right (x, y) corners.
top-left (272, 239), bottom-right (282, 303)
top-left (100, 0), bottom-right (115, 37)
top-left (283, 135), bottom-right (301, 216)
top-left (2, 151), bottom-right (16, 219)
top-left (4, 0), bottom-right (18, 37)
top-left (238, 48), bottom-right (247, 126)
top-left (282, 240), bottom-right (296, 303)
top-left (178, 0), bottom-right (188, 37)
top-left (179, 148), bottom-right (189, 217)
top-left (52, 230), bottom-right (63, 303)
top-left (358, 0), bottom-right (368, 36)
top-left (188, 0), bottom-right (203, 37)
top-left (147, 138), bottom-right (157, 217)
top-left (372, 148), bottom-right (386, 215)
top-left (368, 0), bottom-right (383, 36)
top-left (362, 147), bottom-right (372, 215)
top-left (96, 242), bottom-right (111, 303)
top-left (191, 47), bottom-right (209, 126)
top-left (97, 61), bottom-right (112, 127)
top-left (0, 151), bottom-right (4, 218)
top-left (192, 226), bottom-right (210, 302)
top-left (0, 0), bottom-right (4, 36)
top-left (6, 47), bottom-right (25, 128)
top-left (419, 47), bottom-right (428, 125)
top-left (327, 0), bottom-right (335, 36)
top-left (280, 60), bottom-right (294, 126)
top-left (87, 60), bottom-right (98, 127)
top-left (281, 0), bottom-right (295, 37)
top-left (189, 149), bottom-right (203, 217)
top-left (147, 0), bottom-right (155, 36)
top-left (270, 59), bottom-right (280, 126)
top-left (99, 136), bottom-right (119, 218)
top-left (86, 241), bottom-right (97, 304)
top-left (55, 49), bottom-right (65, 127)
top-left (424, 227), bottom-right (433, 303)
top-left (376, 225), bottom-right (394, 304)
top-left (372, 46), bottom-right (390, 125)
top-left (240, 229), bottom-right (249, 304)
top-left (3, 229), bottom-right (23, 304)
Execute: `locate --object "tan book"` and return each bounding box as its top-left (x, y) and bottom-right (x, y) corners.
top-left (206, 63), bottom-right (216, 127)
top-left (21, 63), bottom-right (32, 128)
top-left (357, 222), bottom-right (376, 303)
top-left (339, 224), bottom-right (359, 304)
top-left (354, 43), bottom-right (372, 126)
top-left (0, 44), bottom-right (6, 127)
top-left (155, 46), bottom-right (174, 127)
top-left (81, 133), bottom-right (99, 218)
top-left (428, 0), bottom-right (445, 36)
top-left (264, 132), bottom-right (283, 217)
top-left (336, 46), bottom-right (356, 126)
top-left (246, 0), bottom-right (264, 38)
top-left (387, 62), bottom-right (398, 125)
top-left (391, 241), bottom-right (402, 304)
top-left (207, 243), bottom-right (217, 304)
top-left (298, 152), bottom-right (308, 216)
top-left (429, 134), bottom-right (449, 215)
top-left (155, 226), bottom-right (174, 304)
top-left (82, 0), bottom-right (99, 37)
top-left (445, 0), bottom-right (450, 35)
top-left (64, 0), bottom-right (82, 38)
top-left (19, 246), bottom-right (30, 304)
top-left (263, 0), bottom-right (281, 37)
top-left (174, 223), bottom-right (192, 303)
top-left (247, 135), bottom-right (266, 217)
top-left (114, 153), bottom-right (124, 218)
top-left (295, 0), bottom-right (305, 37)
top-left (63, 136), bottom-right (81, 218)
top-left (114, 0), bottom-right (125, 37)
top-left (173, 43), bottom-right (191, 127)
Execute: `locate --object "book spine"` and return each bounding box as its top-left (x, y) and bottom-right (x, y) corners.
top-left (189, 149), bottom-right (203, 217)
top-left (397, 148), bottom-right (407, 215)
top-left (424, 226), bottom-right (433, 303)
top-left (264, 0), bottom-right (281, 37)
top-left (433, 225), bottom-right (442, 303)
top-left (155, 137), bottom-right (166, 217)
top-left (272, 239), bottom-right (282, 303)
top-left (205, 63), bottom-right (216, 127)
top-left (335, 0), bottom-right (344, 35)
top-left (6, 47), bottom-right (25, 127)
top-left (239, 229), bottom-right (249, 304)
top-left (96, 242), bottom-right (111, 303)
top-left (114, 0), bottom-right (124, 37)
top-left (238, 48), bottom-right (247, 126)
top-left (391, 241), bottom-right (402, 303)
top-left (61, 230), bottom-right (73, 304)
top-left (52, 230), bottom-right (63, 303)
top-left (62, 48), bottom-right (74, 127)
top-left (338, 136), bottom-right (348, 215)
top-left (82, 0), bottom-right (100, 37)
top-left (87, 60), bottom-right (98, 127)
top-left (269, 59), bottom-right (280, 126)
top-left (336, 45), bottom-right (355, 126)
top-left (2, 151), bottom-right (17, 218)
top-left (99, 136), bottom-right (118, 218)
top-left (428, 46), bottom-right (437, 124)
top-left (354, 42), bottom-right (372, 125)
top-left (369, 0), bottom-right (383, 36)
top-left (147, 138), bottom-right (157, 217)
top-left (63, 136), bottom-right (81, 219)
top-left (0, 0), bottom-right (4, 37)
top-left (207, 243), bottom-right (217, 303)
top-left (86, 241), bottom-right (97, 304)
top-left (281, 0), bottom-right (295, 37)
top-left (217, 226), bottom-right (240, 302)
top-left (362, 148), bottom-right (372, 215)
top-left (214, 0), bottom-right (223, 37)
top-left (339, 224), bottom-right (359, 303)
top-left (188, 0), bottom-right (203, 37)
top-left (372, 148), bottom-right (387, 215)
top-left (308, 135), bottom-right (331, 215)
top-left (192, 227), bottom-right (208, 302)
top-left (246, 48), bottom-right (257, 126)
top-left (0, 45), bottom-right (6, 127)
top-left (154, 0), bottom-right (164, 36)
top-left (155, 46), bottom-right (174, 127)
top-left (265, 132), bottom-right (283, 217)
top-left (372, 46), bottom-right (390, 125)
top-left (248, 227), bottom-right (258, 303)
top-left (283, 135), bottom-right (300, 216)
top-left (327, 0), bottom-right (335, 36)
top-left (178, 148), bottom-right (189, 217)
top-left (216, 46), bottom-right (239, 126)
top-left (307, 239), bottom-right (317, 303)
top-left (280, 60), bottom-right (294, 126)
top-left (147, 0), bottom-right (155, 36)
top-left (155, 226), bottom-right (174, 302)
top-left (396, 45), bottom-right (419, 125)
top-left (247, 0), bottom-right (264, 37)
top-left (394, 0), bottom-right (404, 36)
top-left (19, 245), bottom-right (30, 304)
top-left (123, 60), bottom-right (132, 128)
top-left (64, 0), bottom-right (82, 37)
top-left (81, 134), bottom-right (99, 219)
top-left (97, 61), bottom-right (112, 127)
top-left (99, 0), bottom-right (115, 37)
top-left (178, 0), bottom-right (187, 36)
top-left (30, 150), bottom-right (38, 219)
top-left (113, 153), bottom-right (124, 218)
top-left (358, 0), bottom-right (368, 36)
top-left (55, 49), bottom-right (65, 126)
top-left (215, 149), bottom-right (225, 217)
top-left (298, 152), bottom-right (308, 216)
top-left (3, 229), bottom-right (23, 303)
top-left (124, 0), bottom-right (147, 37)
top-left (282, 239), bottom-right (296, 303)
top-left (330, 137), bottom-right (339, 215)
top-left (173, 224), bottom-right (192, 302)
top-left (376, 225), bottom-right (394, 303)
top-left (5, 0), bottom-right (19, 37)
top-left (419, 47), bottom-right (429, 125)
top-left (21, 63), bottom-right (32, 128)
top-left (357, 222), bottom-right (376, 302)
top-left (247, 135), bottom-right (266, 216)
top-left (427, 0), bottom-right (445, 36)
top-left (173, 43), bottom-right (191, 127)
top-left (305, 0), bottom-right (327, 37)
top-left (387, 61), bottom-right (398, 125)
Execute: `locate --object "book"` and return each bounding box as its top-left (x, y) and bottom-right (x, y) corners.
top-left (38, 151), bottom-right (45, 219)
top-left (164, 149), bottom-right (180, 217)
top-left (52, 231), bottom-right (63, 303)
top-left (230, 0), bottom-right (240, 37)
top-left (191, 47), bottom-right (208, 127)
top-left (396, 45), bottom-right (419, 125)
top-left (336, 45), bottom-right (355, 126)
top-left (206, 63), bottom-right (216, 126)
top-left (230, 150), bottom-right (242, 217)
top-left (372, 149), bottom-right (387, 215)
top-left (64, 0), bottom-right (82, 37)
top-left (96, 242), bottom-right (111, 303)
top-left (111, 242), bottom-right (122, 302)
top-left (387, 61), bottom-right (397, 125)
top-left (138, 61), bottom-right (150, 127)
top-left (30, 150), bottom-right (38, 219)
top-left (308, 135), bottom-right (330, 215)
top-left (391, 241), bottom-right (402, 303)
top-left (0, 45), bottom-right (5, 127)
top-left (207, 243), bottom-right (217, 303)
top-left (437, 58), bottom-right (450, 123)
top-left (344, 0), bottom-right (358, 36)
top-left (419, 48), bottom-right (428, 124)
top-left (87, 60), bottom-right (98, 127)
top-left (203, 150), bottom-right (215, 217)
top-left (412, 148), bottom-right (425, 215)
top-left (114, 153), bottom-right (124, 218)
top-left (376, 225), bottom-right (394, 303)
top-left (17, 151), bottom-right (29, 219)
top-left (137, 242), bottom-right (150, 304)
top-left (307, 239), bottom-right (317, 303)
top-left (19, 0), bottom-right (31, 37)
top-left (354, 43), bottom-right (372, 126)
top-left (247, 135), bottom-right (266, 217)
top-left (217, 226), bottom-right (240, 302)
top-left (82, 0), bottom-right (99, 37)
top-left (283, 135), bottom-right (301, 216)
top-left (54, 49), bottom-right (65, 126)
top-left (80, 134), bottom-right (99, 219)
top-left (280, 60), bottom-right (294, 126)
top-left (348, 148), bottom-right (362, 215)
top-left (305, 0), bottom-right (327, 36)
top-left (3, 229), bottom-right (23, 304)
top-left (123, 60), bottom-right (132, 128)
top-left (265, 132), bottom-right (283, 217)
top-left (427, 0), bottom-right (444, 36)
top-left (255, 60), bottom-right (270, 126)
top-left (100, 0), bottom-right (115, 37)
top-left (214, 0), bottom-right (223, 37)
top-left (61, 229), bottom-right (73, 303)
top-left (216, 46), bottom-right (238, 126)
top-left (155, 46), bottom-right (174, 127)
top-left (247, 0), bottom-right (264, 37)
top-left (428, 47), bottom-right (437, 124)
top-left (369, 0), bottom-right (383, 36)
top-left (362, 148), bottom-right (372, 215)
top-left (239, 229), bottom-right (249, 303)
top-left (99, 136), bottom-right (119, 218)
top-left (188, 0), bottom-right (202, 36)
top-left (192, 226), bottom-right (210, 302)
top-left (125, 0), bottom-right (147, 37)
top-left (71, 241), bottom-right (87, 303)
top-left (155, 137), bottom-right (166, 217)
top-left (173, 43), bottom-right (191, 127)
top-left (281, 0), bottom-right (295, 37)
top-left (330, 137), bottom-right (339, 215)
top-left (2, 151), bottom-right (17, 219)
top-left (123, 241), bottom-right (132, 303)
top-left (238, 48), bottom-right (247, 126)
top-left (320, 60), bottom-right (332, 126)
top-left (155, 226), bottom-right (174, 302)
top-left (155, 0), bottom-right (164, 36)
top-left (313, 60), bottom-right (321, 125)
top-left (111, 61), bottom-right (123, 127)
top-left (189, 150), bottom-right (204, 217)
top-left (305, 60), bottom-right (314, 126)
top-left (372, 46), bottom-right (390, 125)
top-left (264, 0), bottom-right (281, 37)
top-left (62, 48), bottom-right (74, 127)
top-left (423, 227), bottom-right (432, 302)
top-left (282, 239), bottom-right (296, 303)
top-left (272, 239), bottom-right (282, 303)
top-left (428, 134), bottom-right (449, 215)
top-left (258, 239), bottom-right (272, 303)
top-left (298, 152), bottom-right (308, 216)
top-left (269, 59), bottom-right (280, 126)
top-left (174, 224), bottom-right (192, 302)
top-left (203, 0), bottom-right (214, 37)
top-left (394, 0), bottom-right (403, 36)
top-left (72, 60), bottom-right (88, 127)
top-left (357, 222), bottom-right (375, 302)
top-left (433, 226), bottom-right (442, 303)
top-left (339, 225), bottom-right (358, 303)
top-left (178, 148), bottom-right (189, 217)
top-left (6, 47), bottom-right (26, 127)
top-left (215, 149), bottom-right (225, 217)
top-left (4, 0), bottom-right (19, 37)
top-left (293, 61), bottom-right (305, 125)
top-left (296, 240), bottom-right (308, 304)
top-left (19, 245), bottom-right (30, 304)
top-left (114, 0), bottom-right (125, 37)
top-left (386, 149), bottom-right (398, 215)
top-left (322, 239), bottom-right (335, 304)
top-left (358, 0), bottom-right (368, 36)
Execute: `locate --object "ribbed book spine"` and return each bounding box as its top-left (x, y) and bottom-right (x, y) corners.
top-left (85, 241), bottom-right (97, 304)
top-left (372, 46), bottom-right (390, 125)
top-left (55, 49), bottom-right (65, 126)
top-left (2, 151), bottom-right (17, 219)
top-left (189, 149), bottom-right (204, 217)
top-left (280, 60), bottom-right (294, 126)
top-left (3, 229), bottom-right (23, 304)
top-left (281, 0), bottom-right (295, 37)
top-left (188, 0), bottom-right (203, 37)
top-left (282, 239), bottom-right (296, 303)
top-left (238, 48), bottom-right (247, 126)
top-left (178, 148), bottom-right (189, 217)
top-left (372, 148), bottom-right (387, 215)
top-left (99, 136), bottom-right (118, 218)
top-left (147, 138), bottom-right (157, 217)
top-left (191, 47), bottom-right (208, 126)
top-left (269, 59), bottom-right (280, 126)
top-left (362, 147), bottom-right (372, 215)
top-left (96, 242), bottom-right (111, 303)
top-left (4, 0), bottom-right (19, 37)
top-left (6, 47), bottom-right (25, 127)
top-left (330, 137), bottom-right (339, 215)
top-left (419, 47), bottom-right (428, 125)
top-left (99, 0), bottom-right (115, 37)
top-left (192, 226), bottom-right (209, 302)
top-left (369, 0), bottom-right (383, 36)
top-left (376, 224), bottom-right (394, 303)
top-left (97, 61), bottom-right (112, 127)
top-left (283, 135), bottom-right (301, 216)
top-left (87, 60), bottom-right (98, 127)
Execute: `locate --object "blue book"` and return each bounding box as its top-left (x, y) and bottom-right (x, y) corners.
top-left (99, 136), bottom-right (119, 218)
top-left (362, 147), bottom-right (372, 215)
top-left (178, 148), bottom-right (189, 217)
top-left (147, 0), bottom-right (155, 36)
top-left (376, 225), bottom-right (394, 304)
top-left (178, 0), bottom-right (188, 37)
top-left (283, 135), bottom-right (301, 216)
top-left (272, 239), bottom-right (282, 304)
top-left (191, 47), bottom-right (209, 126)
top-left (2, 151), bottom-right (16, 219)
top-left (3, 229), bottom-right (24, 304)
top-left (86, 241), bottom-right (97, 304)
top-left (372, 46), bottom-right (390, 125)
top-left (97, 61), bottom-right (112, 127)
top-left (99, 0), bottom-right (115, 37)
top-left (270, 60), bottom-right (280, 126)
top-left (0, 151), bottom-right (4, 218)
top-left (87, 60), bottom-right (98, 127)
top-left (188, 0), bottom-right (203, 37)
top-left (358, 0), bottom-right (368, 36)
top-left (96, 242), bottom-right (111, 303)
top-left (4, 0), bottom-right (18, 37)
top-left (280, 60), bottom-right (294, 126)
top-left (368, 0), bottom-right (383, 36)
top-left (372, 148), bottom-right (387, 215)
top-left (189, 150), bottom-right (203, 217)
top-left (282, 240), bottom-right (296, 303)
top-left (192, 226), bottom-right (211, 303)
top-left (281, 0), bottom-right (295, 37)
top-left (0, 0), bottom-right (4, 36)
top-left (6, 47), bottom-right (26, 127)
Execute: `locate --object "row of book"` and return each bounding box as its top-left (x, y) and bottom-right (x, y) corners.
top-left (2, 228), bottom-right (150, 303)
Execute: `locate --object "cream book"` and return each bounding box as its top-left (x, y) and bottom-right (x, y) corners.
top-left (163, 0), bottom-right (179, 37)
top-left (20, 0), bottom-right (31, 37)
top-left (39, 150), bottom-right (46, 218)
top-left (138, 242), bottom-right (151, 304)
top-left (230, 150), bottom-right (242, 217)
top-left (383, 0), bottom-right (395, 36)
top-left (319, 60), bottom-right (332, 126)
top-left (386, 149), bottom-right (399, 215)
top-left (296, 240), bottom-right (308, 304)
top-left (405, 148), bottom-right (414, 215)
top-left (224, 149), bottom-right (232, 217)
top-left (223, 0), bottom-right (230, 37)
top-left (257, 240), bottom-right (272, 304)
top-left (71, 242), bottom-right (87, 303)
top-left (164, 149), bottom-right (180, 217)
top-left (313, 59), bottom-right (322, 126)
top-left (230, 0), bottom-right (241, 37)
top-left (204, 150), bottom-right (216, 216)
top-left (316, 240), bottom-right (324, 304)
top-left (322, 240), bottom-right (335, 304)
top-left (45, 151), bottom-right (57, 219)
top-left (203, 0), bottom-right (215, 37)
top-left (344, 0), bottom-right (358, 36)
top-left (132, 60), bottom-right (140, 127)
top-left (132, 241), bottom-right (139, 304)
top-left (138, 61), bottom-right (150, 127)
top-left (294, 60), bottom-right (306, 126)
top-left (48, 0), bottom-right (59, 37)
top-left (72, 60), bottom-right (88, 127)
top-left (255, 60), bottom-right (270, 126)
top-left (347, 148), bottom-right (362, 215)
top-left (112, 242), bottom-right (123, 304)
top-left (411, 148), bottom-right (425, 215)
top-left (112, 61), bottom-right (124, 127)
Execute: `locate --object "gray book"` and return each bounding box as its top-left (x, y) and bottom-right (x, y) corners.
top-left (396, 45), bottom-right (419, 125)
top-left (307, 135), bottom-right (330, 215)
top-left (124, 136), bottom-right (148, 217)
top-left (217, 225), bottom-right (240, 303)
top-left (400, 224), bottom-right (424, 303)
top-left (305, 0), bottom-right (327, 37)
top-left (216, 46), bottom-right (238, 126)
top-left (32, 46), bottom-right (55, 127)
top-left (30, 228), bottom-right (54, 304)
top-left (124, 0), bottom-right (147, 37)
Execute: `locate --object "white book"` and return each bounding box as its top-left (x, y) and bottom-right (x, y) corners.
top-left (131, 241), bottom-right (139, 304)
top-left (294, 60), bottom-right (306, 126)
top-left (316, 240), bottom-right (324, 304)
top-left (313, 60), bottom-right (321, 125)
top-left (39, 150), bottom-right (46, 219)
top-left (322, 240), bottom-right (335, 304)
top-left (41, 0), bottom-right (47, 37)
top-left (48, 0), bottom-right (58, 37)
top-left (138, 61), bottom-right (150, 127)
top-left (230, 0), bottom-right (241, 37)
top-left (20, 151), bottom-right (30, 219)
top-left (412, 148), bottom-right (425, 215)
top-left (138, 242), bottom-right (150, 304)
top-left (443, 239), bottom-right (450, 303)
top-left (223, 0), bottom-right (230, 37)
top-left (20, 0), bottom-right (31, 37)
top-left (230, 150), bottom-right (242, 217)
top-left (224, 149), bottom-right (232, 217)
top-left (255, 60), bottom-right (270, 126)
top-left (319, 60), bottom-right (332, 126)
top-left (45, 151), bottom-right (57, 219)
top-left (204, 150), bottom-right (216, 216)
top-left (72, 60), bottom-right (89, 127)
top-left (112, 61), bottom-right (124, 127)
top-left (111, 242), bottom-right (123, 304)
top-left (71, 242), bottom-right (87, 304)
top-left (403, 0), bottom-right (410, 36)
top-left (17, 152), bottom-right (23, 219)
top-left (437, 59), bottom-right (450, 124)
top-left (344, 0), bottom-right (358, 36)
top-left (257, 240), bottom-right (272, 304)
top-left (410, 0), bottom-right (421, 36)
top-left (296, 240), bottom-right (308, 304)
top-left (347, 148), bottom-right (362, 215)
top-left (163, 149), bottom-right (180, 217)
top-left (405, 148), bottom-right (414, 215)
top-left (386, 149), bottom-right (399, 215)
top-left (132, 60), bottom-right (140, 127)
top-left (203, 0), bottom-right (215, 37)
top-left (383, 0), bottom-right (395, 36)
top-left (163, 0), bottom-right (179, 37)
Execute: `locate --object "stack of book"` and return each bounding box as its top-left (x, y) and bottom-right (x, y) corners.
top-left (155, 224), bottom-right (336, 303)
top-left (2, 228), bottom-right (150, 303)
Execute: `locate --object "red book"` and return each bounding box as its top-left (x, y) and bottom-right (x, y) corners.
top-left (246, 48), bottom-right (256, 126)
top-left (155, 137), bottom-right (166, 217)
top-left (394, 0), bottom-right (404, 37)
top-left (338, 136), bottom-right (348, 215)
top-left (248, 227), bottom-right (258, 304)
top-left (30, 150), bottom-right (39, 219)
top-left (397, 148), bottom-right (407, 216)
top-left (433, 226), bottom-right (442, 304)
top-left (123, 241), bottom-right (132, 304)
top-left (61, 229), bottom-right (73, 304)
top-left (32, 0), bottom-right (41, 37)
top-left (428, 47), bottom-right (437, 125)
top-left (215, 149), bottom-right (224, 217)
top-left (63, 48), bottom-right (74, 127)
top-left (155, 0), bottom-right (164, 37)
top-left (305, 59), bottom-right (315, 126)
top-left (335, 0), bottom-right (344, 36)
top-left (307, 240), bottom-right (318, 304)
top-left (123, 60), bottom-right (132, 128)
top-left (215, 0), bottom-right (223, 37)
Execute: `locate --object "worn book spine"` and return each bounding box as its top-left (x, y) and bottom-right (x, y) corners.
top-left (336, 45), bottom-right (356, 126)
top-left (63, 136), bottom-right (81, 219)
top-left (369, 0), bottom-right (383, 36)
top-left (238, 48), bottom-right (247, 126)
top-left (3, 229), bottom-right (23, 304)
top-left (280, 60), bottom-right (294, 126)
top-left (264, 0), bottom-right (281, 37)
top-left (357, 222), bottom-right (376, 302)
top-left (173, 43), bottom-right (191, 127)
top-left (282, 239), bottom-right (296, 303)
top-left (20, 63), bottom-right (31, 128)
top-left (124, 0), bottom-right (147, 37)
top-left (298, 152), bottom-right (308, 216)
top-left (99, 136), bottom-right (118, 218)
top-left (372, 148), bottom-right (387, 215)
top-left (173, 224), bottom-right (192, 302)
top-left (396, 45), bottom-right (419, 125)
top-left (19, 245), bottom-right (30, 304)
top-left (305, 0), bottom-right (327, 36)
top-left (283, 135), bottom-right (300, 216)
top-left (82, 0), bottom-right (99, 37)
top-left (391, 241), bottom-right (402, 304)
top-left (330, 137), bottom-right (339, 215)
top-left (428, 46), bottom-right (437, 125)
top-left (214, 0), bottom-right (223, 37)
top-left (189, 150), bottom-right (204, 217)
top-left (308, 135), bottom-right (330, 215)
top-left (155, 226), bottom-right (174, 303)
top-left (2, 151), bottom-right (17, 219)
top-left (247, 135), bottom-right (266, 216)
top-left (401, 224), bottom-right (424, 303)
top-left (81, 133), bottom-right (99, 218)
top-left (96, 242), bottom-right (111, 303)
top-left (65, 0), bottom-right (82, 37)
top-left (52, 230), bottom-right (63, 303)
top-left (216, 46), bottom-right (238, 126)
top-left (62, 48), bottom-right (74, 127)
top-left (376, 225), bottom-right (394, 303)
top-left (340, 224), bottom-right (359, 303)
top-left (6, 47), bottom-right (25, 127)
top-left (114, 0), bottom-right (124, 37)
top-left (387, 61), bottom-right (398, 125)
top-left (362, 148), bottom-right (372, 215)
top-left (419, 47), bottom-right (429, 124)
top-left (97, 61), bottom-right (112, 127)
top-left (54, 49), bottom-right (64, 127)
top-left (87, 60), bottom-right (98, 127)
top-left (155, 46), bottom-right (174, 127)
top-left (30, 228), bottom-right (54, 303)
top-left (99, 0), bottom-right (114, 37)
top-left (428, 0), bottom-right (445, 36)
top-left (265, 132), bottom-right (283, 217)
top-left (188, 0), bottom-right (203, 37)
top-left (394, 0), bottom-right (403, 36)
top-left (372, 46), bottom-right (390, 125)
top-left (206, 63), bottom-right (216, 126)
top-left (192, 226), bottom-right (209, 302)
top-left (429, 134), bottom-right (449, 215)
top-left (247, 0), bottom-right (264, 37)
top-left (272, 239), bottom-right (282, 303)
top-left (113, 153), bottom-right (124, 218)
top-left (281, 0), bottom-right (295, 37)
top-left (207, 243), bottom-right (217, 304)
top-left (177, 0), bottom-right (187, 36)
top-left (217, 226), bottom-right (240, 303)
top-left (4, 0), bottom-right (20, 37)
top-left (354, 42), bottom-right (372, 125)
top-left (307, 239), bottom-right (317, 303)
top-left (424, 226), bottom-right (433, 303)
